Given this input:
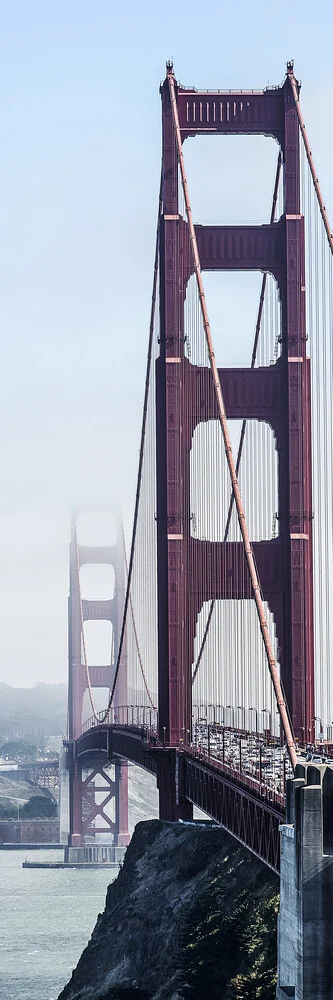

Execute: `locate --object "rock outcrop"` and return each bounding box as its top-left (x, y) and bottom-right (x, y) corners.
top-left (58, 820), bottom-right (278, 1000)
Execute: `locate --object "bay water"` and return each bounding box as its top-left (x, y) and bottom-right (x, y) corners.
top-left (0, 849), bottom-right (117, 1000)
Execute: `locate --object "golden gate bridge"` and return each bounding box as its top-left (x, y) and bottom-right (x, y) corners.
top-left (64, 60), bottom-right (333, 996)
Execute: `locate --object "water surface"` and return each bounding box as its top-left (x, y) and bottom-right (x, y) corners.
top-left (0, 849), bottom-right (116, 1000)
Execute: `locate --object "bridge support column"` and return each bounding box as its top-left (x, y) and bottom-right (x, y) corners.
top-left (276, 765), bottom-right (333, 999)
top-left (68, 756), bottom-right (83, 848)
top-left (115, 761), bottom-right (130, 847)
top-left (157, 751), bottom-right (193, 823)
top-left (67, 516), bottom-right (129, 850)
top-left (67, 745), bottom-right (130, 850)
top-left (59, 746), bottom-right (69, 844)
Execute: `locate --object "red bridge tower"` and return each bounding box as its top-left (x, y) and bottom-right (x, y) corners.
top-left (66, 517), bottom-right (129, 851)
top-left (156, 63), bottom-right (314, 819)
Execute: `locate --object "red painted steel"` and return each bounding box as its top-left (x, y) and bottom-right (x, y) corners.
top-left (169, 62), bottom-right (297, 769)
top-left (156, 78), bottom-right (192, 770)
top-left (282, 77), bottom-right (314, 741)
top-left (67, 519), bottom-right (129, 847)
top-left (65, 67), bottom-right (322, 859)
top-left (156, 65), bottom-right (315, 778)
top-left (177, 88), bottom-right (284, 143)
top-left (195, 222), bottom-right (285, 284)
top-left (74, 720), bottom-right (283, 871)
top-left (185, 753), bottom-right (282, 872)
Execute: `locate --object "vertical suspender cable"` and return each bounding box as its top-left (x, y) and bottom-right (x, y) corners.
top-left (223, 151), bottom-right (282, 538)
top-left (290, 68), bottom-right (333, 732)
top-left (167, 67), bottom-right (297, 769)
top-left (192, 152), bottom-right (282, 684)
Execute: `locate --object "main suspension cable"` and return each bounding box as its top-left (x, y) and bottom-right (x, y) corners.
top-left (121, 525), bottom-right (156, 710)
top-left (168, 66), bottom-right (297, 769)
top-left (288, 66), bottom-right (333, 256)
top-left (93, 171), bottom-right (163, 724)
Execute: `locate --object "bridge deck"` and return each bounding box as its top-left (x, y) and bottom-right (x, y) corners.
top-left (68, 723), bottom-right (285, 872)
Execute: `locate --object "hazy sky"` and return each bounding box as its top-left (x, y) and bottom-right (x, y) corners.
top-left (0, 1), bottom-right (332, 687)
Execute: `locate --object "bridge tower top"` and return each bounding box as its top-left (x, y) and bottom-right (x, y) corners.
top-left (67, 514), bottom-right (126, 741)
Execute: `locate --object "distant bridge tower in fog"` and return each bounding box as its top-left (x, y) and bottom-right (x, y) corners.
top-left (66, 515), bottom-right (129, 856)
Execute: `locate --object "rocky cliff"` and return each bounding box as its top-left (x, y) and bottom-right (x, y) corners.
top-left (58, 820), bottom-right (278, 1000)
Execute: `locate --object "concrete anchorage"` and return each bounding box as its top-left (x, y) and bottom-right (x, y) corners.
top-left (276, 763), bottom-right (333, 999)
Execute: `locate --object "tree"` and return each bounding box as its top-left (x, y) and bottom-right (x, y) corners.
top-left (21, 796), bottom-right (57, 819)
top-left (0, 739), bottom-right (38, 761)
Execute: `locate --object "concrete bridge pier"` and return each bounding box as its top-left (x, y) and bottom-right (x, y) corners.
top-left (59, 746), bottom-right (69, 844)
top-left (157, 750), bottom-right (193, 823)
top-left (276, 763), bottom-right (333, 999)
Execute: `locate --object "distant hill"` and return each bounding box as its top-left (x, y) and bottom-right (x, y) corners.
top-left (0, 682), bottom-right (67, 746)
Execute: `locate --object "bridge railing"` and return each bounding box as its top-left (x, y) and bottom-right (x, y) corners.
top-left (185, 742), bottom-right (286, 815)
top-left (81, 706), bottom-right (288, 802)
top-left (82, 705), bottom-right (159, 734)
top-left (80, 704), bottom-right (333, 809)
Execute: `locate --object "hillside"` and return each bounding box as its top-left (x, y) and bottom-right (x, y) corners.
top-left (58, 819), bottom-right (278, 1000)
top-left (0, 682), bottom-right (67, 744)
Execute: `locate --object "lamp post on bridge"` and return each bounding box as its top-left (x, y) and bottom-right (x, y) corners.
top-left (216, 705), bottom-right (225, 726)
top-left (236, 707), bottom-right (245, 774)
top-left (236, 706), bottom-right (245, 732)
top-left (261, 708), bottom-right (272, 736)
top-left (226, 705), bottom-right (234, 729)
top-left (312, 716), bottom-right (323, 746)
top-left (249, 707), bottom-right (258, 732)
top-left (248, 708), bottom-right (258, 777)
top-left (193, 710), bottom-right (207, 751)
top-left (298, 726), bottom-right (305, 750)
top-left (216, 705), bottom-right (225, 759)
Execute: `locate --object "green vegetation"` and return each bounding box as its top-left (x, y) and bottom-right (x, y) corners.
top-left (58, 820), bottom-right (278, 1000)
top-left (0, 739), bottom-right (39, 760)
top-left (20, 795), bottom-right (57, 818)
top-left (0, 738), bottom-right (59, 760)
top-left (179, 854), bottom-right (278, 999)
top-left (0, 794), bottom-right (57, 820)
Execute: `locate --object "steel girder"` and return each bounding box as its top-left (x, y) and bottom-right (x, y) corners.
top-left (185, 755), bottom-right (283, 873)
